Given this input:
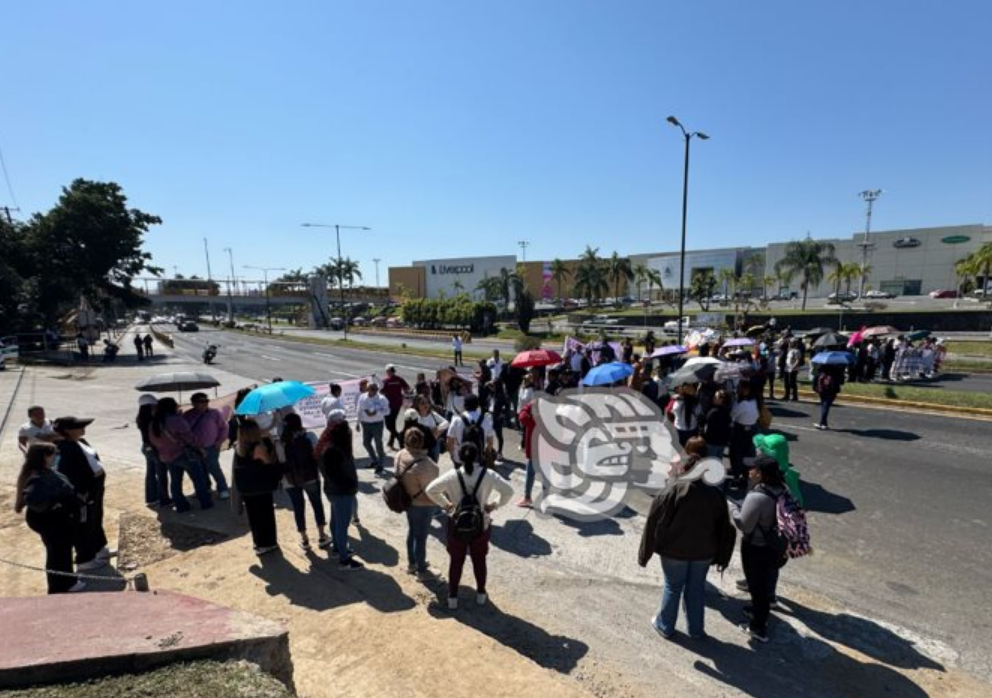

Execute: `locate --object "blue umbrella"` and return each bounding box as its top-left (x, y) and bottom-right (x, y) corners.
top-left (810, 351), bottom-right (855, 366)
top-left (235, 381), bottom-right (316, 415)
top-left (582, 361), bottom-right (635, 386)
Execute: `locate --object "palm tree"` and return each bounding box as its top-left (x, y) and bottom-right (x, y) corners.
top-left (844, 262), bottom-right (865, 295)
top-left (573, 246), bottom-right (608, 307)
top-left (827, 261), bottom-right (845, 296)
top-left (957, 243), bottom-right (992, 294)
top-left (550, 258), bottom-right (571, 301)
top-left (633, 263), bottom-right (650, 302)
top-left (339, 258), bottom-right (362, 288)
top-left (717, 267), bottom-right (737, 300)
top-left (773, 236), bottom-right (838, 310)
top-left (607, 252), bottom-right (634, 303)
top-left (761, 274), bottom-right (776, 300)
top-left (644, 267), bottom-right (663, 304)
top-left (496, 267), bottom-right (522, 309)
top-left (475, 276), bottom-right (503, 303)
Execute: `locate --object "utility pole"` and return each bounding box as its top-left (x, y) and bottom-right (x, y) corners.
top-left (244, 265), bottom-right (285, 334)
top-left (224, 247), bottom-right (236, 323)
top-left (203, 237), bottom-right (216, 321)
top-left (1, 206), bottom-right (19, 224)
top-left (518, 240), bottom-right (529, 262)
top-left (301, 223), bottom-right (371, 340)
top-left (857, 189), bottom-right (883, 298)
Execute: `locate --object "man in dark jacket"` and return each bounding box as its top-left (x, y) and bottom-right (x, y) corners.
top-left (639, 438), bottom-right (735, 640)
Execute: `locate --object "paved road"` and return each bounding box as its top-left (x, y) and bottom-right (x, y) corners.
top-left (168, 325), bottom-right (992, 694)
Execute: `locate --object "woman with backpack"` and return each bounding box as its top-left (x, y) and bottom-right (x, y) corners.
top-left (638, 437), bottom-right (735, 640)
top-left (232, 419), bottom-right (283, 556)
top-left (395, 428), bottom-right (440, 580)
top-left (730, 455), bottom-right (786, 643)
top-left (280, 413), bottom-right (329, 552)
top-left (812, 364), bottom-right (844, 430)
top-left (426, 442), bottom-right (513, 610)
top-left (15, 443), bottom-right (83, 593)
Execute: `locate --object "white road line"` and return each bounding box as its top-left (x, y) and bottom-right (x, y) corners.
top-left (259, 354), bottom-right (282, 362)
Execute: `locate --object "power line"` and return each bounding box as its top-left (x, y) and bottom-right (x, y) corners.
top-left (0, 138), bottom-right (20, 209)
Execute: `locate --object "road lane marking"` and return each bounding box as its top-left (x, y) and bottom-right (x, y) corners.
top-left (259, 354), bottom-right (282, 362)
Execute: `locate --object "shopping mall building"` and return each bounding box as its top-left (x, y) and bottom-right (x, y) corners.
top-left (388, 223), bottom-right (991, 301)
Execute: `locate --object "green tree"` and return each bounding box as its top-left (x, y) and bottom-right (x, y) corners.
top-left (956, 243), bottom-right (992, 295)
top-left (19, 179), bottom-right (163, 324)
top-left (773, 236), bottom-right (838, 310)
top-left (475, 276), bottom-right (503, 303)
top-left (827, 261), bottom-right (845, 296)
top-left (0, 219), bottom-right (30, 329)
top-left (644, 267), bottom-right (663, 304)
top-left (717, 267), bottom-right (737, 300)
top-left (573, 246), bottom-right (608, 306)
top-left (497, 266), bottom-right (523, 309)
top-left (550, 258), bottom-right (571, 301)
top-left (844, 262), bottom-right (865, 295)
top-left (607, 251), bottom-right (634, 303)
top-left (516, 289), bottom-right (536, 333)
top-left (761, 274), bottom-right (776, 301)
top-left (690, 271), bottom-right (717, 310)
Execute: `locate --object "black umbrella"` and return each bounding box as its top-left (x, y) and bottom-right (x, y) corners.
top-left (666, 362), bottom-right (719, 388)
top-left (134, 372), bottom-right (220, 402)
top-left (813, 332), bottom-right (849, 349)
top-left (803, 327), bottom-right (835, 338)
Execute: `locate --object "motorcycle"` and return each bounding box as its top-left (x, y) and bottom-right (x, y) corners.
top-left (202, 344), bottom-right (218, 364)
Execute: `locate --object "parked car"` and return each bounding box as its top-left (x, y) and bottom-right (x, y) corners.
top-left (369, 317), bottom-right (387, 327)
top-left (329, 317), bottom-right (345, 330)
top-left (178, 321), bottom-right (200, 332)
top-left (928, 289), bottom-right (958, 299)
top-left (386, 317), bottom-right (404, 328)
top-left (662, 317), bottom-right (693, 334)
top-left (770, 291), bottom-right (799, 301)
top-left (827, 292), bottom-right (858, 304)
top-left (864, 290), bottom-right (896, 299)
top-left (710, 293), bottom-right (731, 303)
top-left (350, 316), bottom-right (369, 327)
top-left (582, 314), bottom-right (619, 326)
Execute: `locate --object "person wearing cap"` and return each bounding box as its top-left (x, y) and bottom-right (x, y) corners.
top-left (147, 398), bottom-right (214, 512)
top-left (380, 364), bottom-right (410, 452)
top-left (730, 455), bottom-right (786, 643)
top-left (54, 416), bottom-right (112, 571)
top-left (136, 395), bottom-right (170, 507)
top-left (18, 405), bottom-right (59, 453)
top-left (356, 382), bottom-right (389, 474)
top-left (184, 393), bottom-right (232, 500)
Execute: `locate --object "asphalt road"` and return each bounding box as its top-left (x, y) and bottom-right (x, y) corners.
top-left (169, 326), bottom-right (992, 695)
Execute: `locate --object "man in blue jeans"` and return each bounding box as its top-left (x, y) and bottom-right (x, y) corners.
top-left (184, 393), bottom-right (231, 499)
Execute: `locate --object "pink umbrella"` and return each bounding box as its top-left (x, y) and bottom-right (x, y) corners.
top-left (511, 348), bottom-right (563, 368)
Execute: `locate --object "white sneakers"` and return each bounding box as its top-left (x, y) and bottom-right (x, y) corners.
top-left (447, 593), bottom-right (487, 610)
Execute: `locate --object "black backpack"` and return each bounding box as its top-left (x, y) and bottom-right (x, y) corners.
top-left (382, 458), bottom-right (425, 514)
top-left (452, 467), bottom-right (487, 541)
top-left (461, 411), bottom-right (487, 454)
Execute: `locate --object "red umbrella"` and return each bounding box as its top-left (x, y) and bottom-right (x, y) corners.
top-left (511, 348), bottom-right (562, 368)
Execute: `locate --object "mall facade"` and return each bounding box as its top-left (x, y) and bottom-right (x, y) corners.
top-left (388, 223), bottom-right (991, 300)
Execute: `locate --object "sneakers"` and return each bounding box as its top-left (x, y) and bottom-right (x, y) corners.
top-left (651, 619), bottom-right (675, 640)
top-left (317, 534), bottom-right (332, 550)
top-left (769, 598), bottom-right (784, 611)
top-left (218, 490), bottom-right (231, 500)
top-left (447, 597), bottom-right (459, 610)
top-left (739, 623), bottom-right (769, 643)
top-left (417, 569), bottom-right (436, 582)
top-left (406, 564), bottom-right (417, 575)
top-left (254, 545), bottom-right (280, 556)
top-left (813, 423), bottom-right (827, 430)
top-left (352, 517), bottom-right (361, 526)
top-left (735, 579), bottom-right (749, 592)
top-left (76, 558), bottom-right (107, 571)
top-left (299, 536), bottom-right (311, 551)
top-left (476, 592), bottom-right (487, 606)
top-left (339, 557), bottom-right (364, 570)
top-left (95, 546), bottom-right (116, 560)
top-left (516, 498), bottom-right (533, 508)
top-left (68, 581), bottom-right (87, 593)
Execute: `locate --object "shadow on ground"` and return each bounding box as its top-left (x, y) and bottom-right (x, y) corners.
top-left (490, 518), bottom-right (553, 557)
top-left (800, 482), bottom-right (856, 515)
top-left (834, 428), bottom-right (921, 441)
top-left (429, 597), bottom-right (589, 674)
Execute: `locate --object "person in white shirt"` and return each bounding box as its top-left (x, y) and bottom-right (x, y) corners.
top-left (452, 334), bottom-right (464, 367)
top-left (412, 395), bottom-right (449, 461)
top-left (729, 382), bottom-right (759, 486)
top-left (569, 348), bottom-right (584, 374)
top-left (425, 442), bottom-right (513, 610)
top-left (356, 383), bottom-right (389, 473)
top-left (446, 395), bottom-right (494, 465)
top-left (670, 386), bottom-right (698, 446)
top-left (487, 350), bottom-right (504, 382)
top-left (320, 383), bottom-right (345, 419)
top-left (784, 339), bottom-right (801, 401)
top-left (18, 406), bottom-right (59, 453)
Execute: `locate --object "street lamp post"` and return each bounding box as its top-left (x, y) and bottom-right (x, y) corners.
top-left (372, 258), bottom-right (381, 289)
top-left (518, 240), bottom-right (529, 262)
top-left (244, 265), bottom-right (285, 334)
top-left (301, 223), bottom-right (371, 340)
top-left (857, 189), bottom-right (882, 298)
top-left (203, 237), bottom-right (216, 322)
top-left (666, 116), bottom-right (709, 346)
top-left (223, 247), bottom-right (236, 323)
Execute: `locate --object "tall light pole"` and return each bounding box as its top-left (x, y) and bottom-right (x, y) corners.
top-left (518, 240), bottom-right (529, 262)
top-left (223, 247), bottom-right (236, 322)
top-left (372, 258), bottom-right (382, 289)
top-left (857, 189), bottom-right (883, 298)
top-left (203, 237), bottom-right (216, 321)
top-left (667, 115), bottom-right (709, 346)
top-left (301, 223), bottom-right (371, 340)
top-left (244, 265), bottom-right (285, 334)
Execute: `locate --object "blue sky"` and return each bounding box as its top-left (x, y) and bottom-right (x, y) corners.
top-left (2, 0), bottom-right (989, 285)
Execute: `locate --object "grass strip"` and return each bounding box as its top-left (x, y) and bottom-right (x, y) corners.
top-left (837, 382), bottom-right (992, 410)
top-left (945, 341), bottom-right (992, 358)
top-left (0, 660), bottom-right (293, 698)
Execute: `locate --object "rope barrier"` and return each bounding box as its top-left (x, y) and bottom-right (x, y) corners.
top-left (0, 555), bottom-right (146, 591)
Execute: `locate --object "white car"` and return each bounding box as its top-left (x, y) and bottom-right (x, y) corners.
top-left (864, 290), bottom-right (895, 299)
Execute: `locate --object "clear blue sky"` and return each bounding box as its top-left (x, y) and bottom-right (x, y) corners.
top-left (2, 0), bottom-right (990, 285)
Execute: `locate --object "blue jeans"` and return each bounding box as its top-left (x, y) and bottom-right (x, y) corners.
top-left (406, 504), bottom-right (438, 572)
top-left (328, 494), bottom-right (355, 562)
top-left (203, 445), bottom-right (230, 493)
top-left (360, 422), bottom-right (385, 470)
top-left (524, 459), bottom-right (537, 500)
top-left (166, 453), bottom-right (213, 511)
top-left (706, 443), bottom-right (725, 461)
top-left (819, 394), bottom-right (836, 427)
top-left (143, 446), bottom-right (169, 504)
top-left (654, 557), bottom-right (712, 638)
top-left (286, 481), bottom-right (327, 532)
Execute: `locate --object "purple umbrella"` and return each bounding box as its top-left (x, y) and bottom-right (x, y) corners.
top-left (722, 337), bottom-right (755, 348)
top-left (649, 345), bottom-right (688, 358)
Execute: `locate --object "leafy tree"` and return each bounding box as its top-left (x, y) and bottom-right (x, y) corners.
top-left (550, 258), bottom-right (571, 301)
top-left (773, 236), bottom-right (837, 310)
top-left (956, 243), bottom-right (992, 295)
top-left (827, 261), bottom-right (845, 296)
top-left (644, 267), bottom-right (663, 304)
top-left (573, 246), bottom-right (608, 306)
top-left (607, 252), bottom-right (633, 302)
top-left (761, 274), bottom-right (776, 300)
top-left (0, 219), bottom-right (30, 329)
top-left (717, 267), bottom-right (737, 299)
top-left (516, 289), bottom-right (536, 333)
top-left (689, 271), bottom-right (717, 311)
top-left (475, 275), bottom-right (503, 303)
top-left (844, 262), bottom-right (865, 295)
top-left (18, 178), bottom-right (163, 325)
top-left (496, 267), bottom-right (523, 309)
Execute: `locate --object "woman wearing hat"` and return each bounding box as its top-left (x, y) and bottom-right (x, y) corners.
top-left (54, 416), bottom-right (112, 571)
top-left (136, 394), bottom-right (170, 507)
